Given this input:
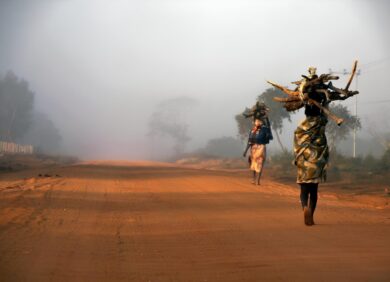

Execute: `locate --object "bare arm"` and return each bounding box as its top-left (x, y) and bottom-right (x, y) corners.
top-left (243, 143), bottom-right (251, 157)
top-left (243, 111), bottom-right (254, 118)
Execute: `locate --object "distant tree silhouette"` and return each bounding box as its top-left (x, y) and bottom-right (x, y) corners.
top-left (147, 97), bottom-right (198, 156)
top-left (0, 71), bottom-right (62, 153)
top-left (0, 71), bottom-right (34, 141)
top-left (235, 108), bottom-right (252, 141)
top-left (381, 148), bottom-right (390, 171)
top-left (326, 104), bottom-right (361, 151)
top-left (22, 112), bottom-right (62, 154)
top-left (199, 136), bottom-right (242, 158)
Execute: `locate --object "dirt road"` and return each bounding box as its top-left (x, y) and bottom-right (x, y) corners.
top-left (0, 162), bottom-right (389, 281)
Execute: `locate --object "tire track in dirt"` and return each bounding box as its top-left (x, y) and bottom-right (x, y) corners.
top-left (0, 163), bottom-right (389, 281)
top-left (46, 181), bottom-right (89, 278)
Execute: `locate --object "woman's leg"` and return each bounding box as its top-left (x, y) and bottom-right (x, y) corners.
top-left (257, 146), bottom-right (266, 185)
top-left (309, 183), bottom-right (318, 216)
top-left (256, 171), bottom-right (262, 185)
top-left (300, 183), bottom-right (309, 209)
top-left (256, 156), bottom-right (265, 185)
top-left (300, 183), bottom-right (313, 225)
top-left (251, 171), bottom-right (256, 184)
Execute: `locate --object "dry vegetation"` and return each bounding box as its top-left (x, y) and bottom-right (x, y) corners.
top-left (176, 150), bottom-right (390, 200)
top-left (0, 154), bottom-right (78, 172)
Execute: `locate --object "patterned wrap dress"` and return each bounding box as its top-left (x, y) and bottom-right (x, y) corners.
top-left (248, 126), bottom-right (272, 173)
top-left (294, 115), bottom-right (329, 183)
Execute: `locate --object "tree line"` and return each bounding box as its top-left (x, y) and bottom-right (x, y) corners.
top-left (0, 71), bottom-right (61, 154)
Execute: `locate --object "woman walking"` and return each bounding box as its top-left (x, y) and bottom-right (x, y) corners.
top-left (243, 118), bottom-right (273, 185)
top-left (267, 63), bottom-right (359, 226)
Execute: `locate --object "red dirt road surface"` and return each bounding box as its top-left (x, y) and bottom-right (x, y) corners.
top-left (0, 161), bottom-right (389, 281)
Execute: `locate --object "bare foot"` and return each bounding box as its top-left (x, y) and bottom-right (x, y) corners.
top-left (303, 207), bottom-right (313, 226)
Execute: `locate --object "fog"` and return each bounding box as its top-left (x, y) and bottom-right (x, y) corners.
top-left (1, 0), bottom-right (389, 160)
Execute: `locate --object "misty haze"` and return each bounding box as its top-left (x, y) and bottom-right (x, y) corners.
top-left (1, 1), bottom-right (389, 281)
top-left (1, 0), bottom-right (389, 160)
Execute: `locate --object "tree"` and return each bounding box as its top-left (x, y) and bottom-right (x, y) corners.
top-left (199, 136), bottom-right (242, 158)
top-left (380, 148), bottom-right (390, 171)
top-left (147, 97), bottom-right (198, 156)
top-left (0, 71), bottom-right (34, 141)
top-left (235, 107), bottom-right (252, 141)
top-left (21, 112), bottom-right (62, 154)
top-left (366, 119), bottom-right (390, 152)
top-left (236, 88), bottom-right (292, 152)
top-left (326, 104), bottom-right (361, 151)
top-left (258, 88), bottom-right (292, 152)
top-left (0, 71), bottom-right (62, 154)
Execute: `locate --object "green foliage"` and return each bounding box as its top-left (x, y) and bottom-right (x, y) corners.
top-left (270, 150), bottom-right (294, 167)
top-left (364, 154), bottom-right (377, 170)
top-left (268, 149), bottom-right (390, 183)
top-left (329, 150), bottom-right (389, 175)
top-left (235, 88), bottom-right (292, 151)
top-left (268, 151), bottom-right (295, 180)
top-left (199, 136), bottom-right (243, 158)
top-left (381, 148), bottom-right (390, 171)
top-left (236, 87), bottom-right (292, 139)
top-left (21, 112), bottom-right (62, 154)
top-left (147, 97), bottom-right (197, 155)
top-left (326, 104), bottom-right (361, 150)
top-left (0, 71), bottom-right (62, 153)
top-left (330, 152), bottom-right (390, 183)
top-left (257, 88), bottom-right (292, 133)
top-left (0, 71), bottom-right (34, 141)
top-left (234, 107), bottom-right (252, 141)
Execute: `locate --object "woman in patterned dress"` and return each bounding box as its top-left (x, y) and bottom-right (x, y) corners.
top-left (243, 119), bottom-right (273, 185)
top-left (268, 63), bottom-right (359, 226)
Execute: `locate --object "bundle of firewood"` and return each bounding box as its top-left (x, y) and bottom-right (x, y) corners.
top-left (273, 96), bottom-right (304, 112)
top-left (267, 61), bottom-right (359, 125)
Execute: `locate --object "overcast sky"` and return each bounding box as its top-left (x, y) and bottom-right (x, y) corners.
top-left (0, 0), bottom-right (389, 159)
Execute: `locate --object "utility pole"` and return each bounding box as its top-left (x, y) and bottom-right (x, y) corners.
top-left (328, 67), bottom-right (361, 158)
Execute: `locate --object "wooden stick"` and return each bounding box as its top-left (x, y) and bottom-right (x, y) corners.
top-left (345, 60), bottom-right (358, 91)
top-left (273, 97), bottom-right (301, 102)
top-left (268, 78), bottom-right (345, 125)
top-left (266, 80), bottom-right (300, 96)
top-left (308, 99), bottom-right (344, 126)
top-left (273, 96), bottom-right (343, 125)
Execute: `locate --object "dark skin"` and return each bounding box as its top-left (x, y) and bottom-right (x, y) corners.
top-left (304, 85), bottom-right (328, 116)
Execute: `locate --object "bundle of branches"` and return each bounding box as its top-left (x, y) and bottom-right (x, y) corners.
top-left (243, 101), bottom-right (270, 121)
top-left (267, 60), bottom-right (359, 125)
top-left (273, 96), bottom-right (303, 112)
